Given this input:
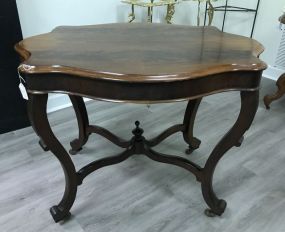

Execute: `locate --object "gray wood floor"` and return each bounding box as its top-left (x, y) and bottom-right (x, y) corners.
top-left (0, 78), bottom-right (285, 232)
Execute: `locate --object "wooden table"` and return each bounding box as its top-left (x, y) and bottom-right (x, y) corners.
top-left (15, 23), bottom-right (266, 223)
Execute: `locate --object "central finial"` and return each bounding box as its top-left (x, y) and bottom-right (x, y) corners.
top-left (135, 121), bottom-right (140, 128)
top-left (132, 121), bottom-right (144, 139)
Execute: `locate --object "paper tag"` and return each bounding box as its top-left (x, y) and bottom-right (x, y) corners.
top-left (19, 83), bottom-right (28, 100)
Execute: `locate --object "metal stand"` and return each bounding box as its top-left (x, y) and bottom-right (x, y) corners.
top-left (203, 0), bottom-right (261, 38)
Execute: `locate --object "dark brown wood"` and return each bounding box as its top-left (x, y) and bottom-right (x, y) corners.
top-left (183, 98), bottom-right (202, 154)
top-left (28, 94), bottom-right (78, 223)
top-left (146, 124), bottom-right (185, 147)
top-left (202, 90), bottom-right (259, 216)
top-left (38, 95), bottom-right (90, 154)
top-left (15, 24), bottom-right (266, 83)
top-left (264, 73), bottom-right (285, 109)
top-left (87, 125), bottom-right (131, 148)
top-left (15, 23), bottom-right (267, 223)
top-left (78, 121), bottom-right (203, 185)
top-left (68, 95), bottom-right (90, 155)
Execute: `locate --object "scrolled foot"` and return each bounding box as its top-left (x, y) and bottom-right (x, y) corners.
top-left (204, 208), bottom-right (217, 217)
top-left (204, 199), bottom-right (227, 217)
top-left (69, 139), bottom-right (83, 155)
top-left (185, 147), bottom-right (195, 155)
top-left (263, 95), bottom-right (272, 110)
top-left (50, 205), bottom-right (71, 223)
top-left (263, 73), bottom-right (285, 109)
top-left (185, 137), bottom-right (201, 155)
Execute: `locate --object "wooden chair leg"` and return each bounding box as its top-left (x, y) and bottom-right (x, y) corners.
top-left (264, 73), bottom-right (285, 109)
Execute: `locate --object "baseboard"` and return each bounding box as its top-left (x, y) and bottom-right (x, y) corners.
top-left (262, 65), bottom-right (284, 81)
top-left (47, 94), bottom-right (91, 113)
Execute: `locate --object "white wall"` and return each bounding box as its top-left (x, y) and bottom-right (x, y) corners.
top-left (16, 0), bottom-right (125, 37)
top-left (16, 0), bottom-right (285, 67)
top-left (16, 0), bottom-right (285, 111)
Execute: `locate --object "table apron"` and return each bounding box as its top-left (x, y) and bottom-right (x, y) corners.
top-left (25, 71), bottom-right (262, 102)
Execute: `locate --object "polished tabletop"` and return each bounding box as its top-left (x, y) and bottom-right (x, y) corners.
top-left (16, 23), bottom-right (266, 82)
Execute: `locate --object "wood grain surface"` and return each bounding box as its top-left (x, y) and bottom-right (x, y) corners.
top-left (15, 23), bottom-right (267, 82)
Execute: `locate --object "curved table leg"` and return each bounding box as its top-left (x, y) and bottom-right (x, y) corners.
top-left (201, 91), bottom-right (259, 216)
top-left (183, 98), bottom-right (202, 154)
top-left (264, 73), bottom-right (285, 109)
top-left (28, 94), bottom-right (78, 222)
top-left (69, 95), bottom-right (90, 155)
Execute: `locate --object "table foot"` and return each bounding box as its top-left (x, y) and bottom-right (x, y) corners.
top-left (204, 200), bottom-right (227, 217)
top-left (69, 95), bottom-right (90, 155)
top-left (50, 206), bottom-right (71, 223)
top-left (69, 143), bottom-right (82, 155)
top-left (185, 137), bottom-right (201, 155)
top-left (264, 73), bottom-right (285, 109)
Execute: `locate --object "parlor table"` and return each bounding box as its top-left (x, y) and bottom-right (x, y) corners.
top-left (15, 23), bottom-right (267, 223)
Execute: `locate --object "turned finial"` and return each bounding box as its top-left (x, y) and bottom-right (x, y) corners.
top-left (132, 121), bottom-right (144, 139)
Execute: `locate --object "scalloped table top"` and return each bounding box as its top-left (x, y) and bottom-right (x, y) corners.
top-left (16, 23), bottom-right (267, 82)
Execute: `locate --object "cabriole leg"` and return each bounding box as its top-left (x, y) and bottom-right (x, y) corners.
top-left (28, 94), bottom-right (78, 223)
top-left (183, 98), bottom-right (202, 154)
top-left (201, 91), bottom-right (259, 216)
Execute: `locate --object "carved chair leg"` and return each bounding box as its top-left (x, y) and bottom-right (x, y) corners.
top-left (69, 95), bottom-right (90, 155)
top-left (201, 91), bottom-right (259, 216)
top-left (264, 73), bottom-right (285, 109)
top-left (183, 98), bottom-right (202, 154)
top-left (28, 94), bottom-right (78, 223)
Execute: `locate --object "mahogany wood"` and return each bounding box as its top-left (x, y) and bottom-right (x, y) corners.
top-left (28, 94), bottom-right (78, 223)
top-left (183, 98), bottom-right (202, 154)
top-left (15, 24), bottom-right (266, 83)
top-left (15, 23), bottom-right (266, 223)
top-left (69, 95), bottom-right (90, 155)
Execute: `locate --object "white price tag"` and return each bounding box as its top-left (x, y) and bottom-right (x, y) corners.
top-left (17, 67), bottom-right (28, 100)
top-left (19, 83), bottom-right (28, 100)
